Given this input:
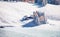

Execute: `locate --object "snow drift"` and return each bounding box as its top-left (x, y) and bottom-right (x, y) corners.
top-left (0, 2), bottom-right (60, 37)
top-left (0, 2), bottom-right (60, 31)
top-left (45, 4), bottom-right (60, 20)
top-left (0, 2), bottom-right (38, 26)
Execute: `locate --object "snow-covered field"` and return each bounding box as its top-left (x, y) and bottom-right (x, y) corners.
top-left (0, 1), bottom-right (60, 37)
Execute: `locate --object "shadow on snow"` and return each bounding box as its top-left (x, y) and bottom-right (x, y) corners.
top-left (22, 20), bottom-right (39, 27)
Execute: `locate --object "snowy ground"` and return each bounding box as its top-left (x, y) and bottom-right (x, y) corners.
top-left (0, 1), bottom-right (60, 37)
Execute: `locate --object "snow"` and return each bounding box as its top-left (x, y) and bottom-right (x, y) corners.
top-left (0, 1), bottom-right (60, 37)
top-left (0, 2), bottom-right (39, 26)
top-left (45, 4), bottom-right (60, 20)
